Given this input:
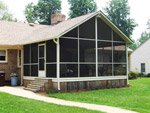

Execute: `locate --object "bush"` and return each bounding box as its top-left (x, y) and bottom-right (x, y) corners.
top-left (46, 89), bottom-right (58, 94)
top-left (147, 73), bottom-right (150, 77)
top-left (128, 71), bottom-right (140, 80)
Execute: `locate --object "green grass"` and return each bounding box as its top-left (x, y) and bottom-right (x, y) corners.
top-left (0, 93), bottom-right (103, 113)
top-left (49, 78), bottom-right (150, 113)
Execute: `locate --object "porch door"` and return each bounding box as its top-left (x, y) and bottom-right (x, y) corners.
top-left (39, 44), bottom-right (46, 77)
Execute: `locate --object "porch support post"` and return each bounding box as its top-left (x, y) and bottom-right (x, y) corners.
top-left (21, 48), bottom-right (24, 86)
top-left (126, 43), bottom-right (129, 85)
top-left (54, 38), bottom-right (60, 91)
top-left (112, 30), bottom-right (114, 76)
top-left (95, 16), bottom-right (98, 77)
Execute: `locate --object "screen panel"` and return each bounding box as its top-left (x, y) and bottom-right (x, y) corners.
top-left (24, 45), bottom-right (30, 64)
top-left (60, 38), bottom-right (78, 62)
top-left (60, 64), bottom-right (78, 78)
top-left (114, 64), bottom-right (126, 76)
top-left (97, 18), bottom-right (112, 40)
top-left (98, 64), bottom-right (112, 76)
top-left (63, 27), bottom-right (78, 38)
top-left (31, 65), bottom-right (38, 77)
top-left (79, 18), bottom-right (95, 39)
top-left (113, 43), bottom-right (126, 63)
top-left (46, 40), bottom-right (56, 62)
top-left (98, 41), bottom-right (112, 62)
top-left (113, 31), bottom-right (125, 42)
top-left (31, 43), bottom-right (38, 63)
top-left (46, 64), bottom-right (56, 77)
top-left (24, 65), bottom-right (30, 76)
top-left (80, 64), bottom-right (96, 77)
top-left (80, 40), bottom-right (95, 62)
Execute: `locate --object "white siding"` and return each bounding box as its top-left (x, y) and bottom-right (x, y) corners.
top-left (131, 39), bottom-right (150, 74)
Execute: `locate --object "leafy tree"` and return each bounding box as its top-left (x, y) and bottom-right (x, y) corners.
top-left (137, 31), bottom-right (150, 45)
top-left (129, 39), bottom-right (138, 50)
top-left (24, 0), bottom-right (61, 25)
top-left (24, 2), bottom-right (36, 23)
top-left (0, 0), bottom-right (16, 21)
top-left (104, 0), bottom-right (137, 38)
top-left (68, 0), bottom-right (97, 19)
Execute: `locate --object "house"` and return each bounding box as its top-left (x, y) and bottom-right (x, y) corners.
top-left (130, 38), bottom-right (150, 74)
top-left (0, 10), bottom-right (132, 92)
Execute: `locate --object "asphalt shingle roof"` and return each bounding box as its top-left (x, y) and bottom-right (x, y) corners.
top-left (0, 11), bottom-right (132, 46)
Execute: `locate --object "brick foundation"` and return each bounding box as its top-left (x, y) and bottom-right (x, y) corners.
top-left (53, 79), bottom-right (127, 92)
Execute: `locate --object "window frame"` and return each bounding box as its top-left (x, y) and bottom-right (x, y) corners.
top-left (141, 63), bottom-right (145, 73)
top-left (0, 49), bottom-right (7, 63)
top-left (18, 50), bottom-right (22, 68)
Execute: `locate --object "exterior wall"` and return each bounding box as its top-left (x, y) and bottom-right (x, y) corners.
top-left (128, 53), bottom-right (131, 71)
top-left (0, 50), bottom-right (21, 84)
top-left (131, 39), bottom-right (150, 74)
top-left (53, 79), bottom-right (127, 92)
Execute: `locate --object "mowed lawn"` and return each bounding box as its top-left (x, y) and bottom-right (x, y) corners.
top-left (50, 78), bottom-right (150, 113)
top-left (0, 93), bottom-right (102, 113)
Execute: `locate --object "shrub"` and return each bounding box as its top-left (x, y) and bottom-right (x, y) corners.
top-left (46, 89), bottom-right (58, 94)
top-left (128, 71), bottom-right (140, 80)
top-left (147, 73), bottom-right (150, 77)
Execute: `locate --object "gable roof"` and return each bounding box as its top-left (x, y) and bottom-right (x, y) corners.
top-left (0, 10), bottom-right (133, 46)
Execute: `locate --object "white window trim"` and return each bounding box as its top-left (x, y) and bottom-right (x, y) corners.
top-left (0, 49), bottom-right (8, 63)
top-left (17, 50), bottom-right (21, 68)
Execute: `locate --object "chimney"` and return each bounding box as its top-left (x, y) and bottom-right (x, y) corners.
top-left (51, 10), bottom-right (66, 24)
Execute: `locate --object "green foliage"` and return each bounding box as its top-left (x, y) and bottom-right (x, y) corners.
top-left (24, 2), bottom-right (36, 23)
top-left (46, 89), bottom-right (58, 94)
top-left (147, 73), bottom-right (150, 77)
top-left (137, 31), bottom-right (150, 45)
top-left (128, 39), bottom-right (137, 50)
top-left (68, 0), bottom-right (97, 19)
top-left (104, 0), bottom-right (137, 38)
top-left (0, 0), bottom-right (16, 21)
top-left (24, 0), bottom-right (61, 25)
top-left (128, 71), bottom-right (140, 79)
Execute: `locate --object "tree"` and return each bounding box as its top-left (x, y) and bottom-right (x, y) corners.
top-left (137, 31), bottom-right (150, 45)
top-left (68, 0), bottom-right (97, 19)
top-left (24, 0), bottom-right (61, 25)
top-left (24, 2), bottom-right (36, 23)
top-left (129, 39), bottom-right (138, 50)
top-left (0, 0), bottom-right (16, 21)
top-left (104, 0), bottom-right (137, 38)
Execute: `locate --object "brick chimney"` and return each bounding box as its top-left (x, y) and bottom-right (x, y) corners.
top-left (51, 10), bottom-right (66, 24)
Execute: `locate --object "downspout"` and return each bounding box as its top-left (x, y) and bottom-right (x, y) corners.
top-left (53, 38), bottom-right (60, 91)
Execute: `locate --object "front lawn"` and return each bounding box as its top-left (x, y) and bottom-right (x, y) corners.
top-left (49, 78), bottom-right (150, 113)
top-left (0, 93), bottom-right (102, 113)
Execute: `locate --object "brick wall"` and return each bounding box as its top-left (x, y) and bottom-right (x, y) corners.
top-left (0, 50), bottom-right (21, 84)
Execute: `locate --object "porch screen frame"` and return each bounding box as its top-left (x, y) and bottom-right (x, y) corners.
top-left (60, 16), bottom-right (127, 78)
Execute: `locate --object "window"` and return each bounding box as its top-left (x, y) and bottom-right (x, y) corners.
top-left (0, 50), bottom-right (7, 62)
top-left (18, 50), bottom-right (22, 67)
top-left (141, 63), bottom-right (145, 73)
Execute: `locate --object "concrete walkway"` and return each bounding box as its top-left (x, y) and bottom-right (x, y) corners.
top-left (0, 86), bottom-right (137, 113)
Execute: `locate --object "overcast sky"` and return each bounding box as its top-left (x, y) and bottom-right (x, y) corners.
top-left (2, 0), bottom-right (150, 40)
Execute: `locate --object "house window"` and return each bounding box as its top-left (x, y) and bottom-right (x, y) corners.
top-left (18, 50), bottom-right (21, 67)
top-left (0, 50), bottom-right (7, 62)
top-left (141, 63), bottom-right (145, 73)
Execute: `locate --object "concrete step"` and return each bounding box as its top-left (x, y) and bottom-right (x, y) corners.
top-left (31, 81), bottom-right (48, 85)
top-left (27, 84), bottom-right (44, 89)
top-left (24, 87), bottom-right (40, 93)
top-left (35, 78), bottom-right (49, 82)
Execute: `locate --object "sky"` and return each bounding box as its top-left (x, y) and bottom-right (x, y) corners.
top-left (2, 0), bottom-right (150, 41)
